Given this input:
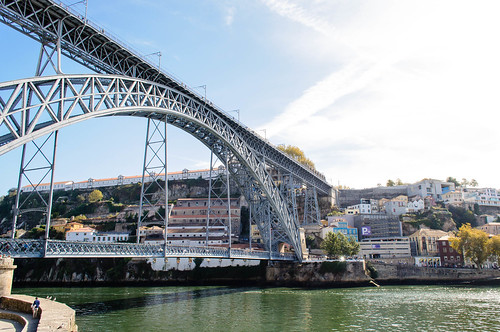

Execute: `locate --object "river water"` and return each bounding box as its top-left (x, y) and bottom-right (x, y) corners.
top-left (13, 285), bottom-right (500, 331)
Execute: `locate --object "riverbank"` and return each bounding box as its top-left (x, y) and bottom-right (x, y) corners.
top-left (11, 258), bottom-right (500, 288)
top-left (371, 262), bottom-right (500, 285)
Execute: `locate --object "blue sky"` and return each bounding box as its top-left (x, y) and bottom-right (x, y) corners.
top-left (1, 0), bottom-right (500, 195)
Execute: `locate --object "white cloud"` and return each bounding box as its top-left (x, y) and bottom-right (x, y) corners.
top-left (261, 0), bottom-right (335, 36)
top-left (259, 0), bottom-right (500, 188)
top-left (225, 6), bottom-right (235, 26)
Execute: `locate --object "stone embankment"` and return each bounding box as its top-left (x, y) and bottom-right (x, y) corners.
top-left (11, 257), bottom-right (500, 288)
top-left (266, 261), bottom-right (371, 287)
top-left (371, 262), bottom-right (500, 284)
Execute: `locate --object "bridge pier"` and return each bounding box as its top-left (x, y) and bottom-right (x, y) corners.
top-left (0, 257), bottom-right (16, 297)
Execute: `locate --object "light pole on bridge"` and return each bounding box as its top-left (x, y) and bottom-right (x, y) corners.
top-left (194, 85), bottom-right (207, 102)
top-left (228, 109), bottom-right (240, 123)
top-left (145, 51), bottom-right (162, 71)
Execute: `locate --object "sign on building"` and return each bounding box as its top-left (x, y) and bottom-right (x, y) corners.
top-left (361, 226), bottom-right (372, 236)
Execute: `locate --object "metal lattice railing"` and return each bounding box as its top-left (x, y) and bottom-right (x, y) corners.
top-left (0, 239), bottom-right (296, 261)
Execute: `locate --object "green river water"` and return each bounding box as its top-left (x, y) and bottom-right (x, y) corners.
top-left (13, 285), bottom-right (500, 331)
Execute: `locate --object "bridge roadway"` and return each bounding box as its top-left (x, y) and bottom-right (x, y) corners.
top-left (0, 239), bottom-right (297, 261)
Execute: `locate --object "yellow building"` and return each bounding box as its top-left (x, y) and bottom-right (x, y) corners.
top-left (408, 228), bottom-right (450, 256)
top-left (64, 222), bottom-right (85, 233)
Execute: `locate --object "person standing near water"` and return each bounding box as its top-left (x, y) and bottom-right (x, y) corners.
top-left (31, 297), bottom-right (40, 318)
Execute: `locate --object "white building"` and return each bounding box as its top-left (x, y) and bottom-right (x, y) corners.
top-left (464, 188), bottom-right (500, 207)
top-left (359, 237), bottom-right (411, 259)
top-left (65, 227), bottom-right (129, 243)
top-left (346, 199), bottom-right (372, 214)
top-left (407, 198), bottom-right (425, 213)
top-left (65, 227), bottom-right (96, 242)
top-left (384, 195), bottom-right (408, 216)
top-left (21, 168), bottom-right (227, 193)
top-left (407, 179), bottom-right (455, 202)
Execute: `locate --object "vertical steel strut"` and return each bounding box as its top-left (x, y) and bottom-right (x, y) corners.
top-left (11, 20), bottom-right (64, 242)
top-left (136, 118), bottom-right (168, 244)
top-left (303, 187), bottom-right (320, 225)
top-left (205, 147), bottom-right (232, 252)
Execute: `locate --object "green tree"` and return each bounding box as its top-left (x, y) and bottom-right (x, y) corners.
top-left (386, 179), bottom-right (395, 187)
top-left (88, 189), bottom-right (103, 203)
top-left (277, 144), bottom-right (315, 169)
top-left (488, 235), bottom-right (500, 266)
top-left (450, 223), bottom-right (490, 269)
top-left (446, 177), bottom-right (460, 187)
top-left (470, 179), bottom-right (478, 187)
top-left (396, 178), bottom-right (404, 185)
top-left (473, 203), bottom-right (480, 215)
top-left (321, 232), bottom-right (359, 259)
top-left (448, 205), bottom-right (476, 228)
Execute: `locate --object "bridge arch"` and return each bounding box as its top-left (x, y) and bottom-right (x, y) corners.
top-left (0, 74), bottom-right (303, 258)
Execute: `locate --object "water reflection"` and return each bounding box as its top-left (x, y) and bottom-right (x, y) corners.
top-left (14, 285), bottom-right (500, 331)
top-left (72, 287), bottom-right (247, 316)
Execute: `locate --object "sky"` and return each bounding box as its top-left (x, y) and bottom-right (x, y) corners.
top-left (1, 0), bottom-right (500, 195)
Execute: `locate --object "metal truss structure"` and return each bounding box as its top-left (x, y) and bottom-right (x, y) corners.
top-left (11, 27), bottom-right (64, 240)
top-left (0, 0), bottom-right (333, 261)
top-left (136, 118), bottom-right (168, 245)
top-left (303, 187), bottom-right (321, 225)
top-left (0, 238), bottom-right (296, 260)
top-left (205, 150), bottom-right (232, 249)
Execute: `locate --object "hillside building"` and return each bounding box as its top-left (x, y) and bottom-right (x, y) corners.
top-left (353, 214), bottom-right (402, 240)
top-left (359, 237), bottom-right (411, 259)
top-left (65, 227), bottom-right (129, 243)
top-left (477, 222), bottom-right (500, 235)
top-left (20, 168), bottom-right (227, 192)
top-left (320, 221), bottom-right (358, 241)
top-left (407, 179), bottom-right (455, 202)
top-left (437, 235), bottom-right (463, 267)
top-left (408, 228), bottom-right (450, 256)
top-left (169, 197), bottom-right (241, 241)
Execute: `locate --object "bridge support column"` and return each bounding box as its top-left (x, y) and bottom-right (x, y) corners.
top-left (0, 257), bottom-right (16, 297)
top-left (137, 118), bottom-right (168, 244)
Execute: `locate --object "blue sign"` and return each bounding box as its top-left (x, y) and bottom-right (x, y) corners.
top-left (361, 226), bottom-right (372, 236)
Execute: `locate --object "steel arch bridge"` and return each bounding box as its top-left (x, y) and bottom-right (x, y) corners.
top-left (0, 0), bottom-right (332, 261)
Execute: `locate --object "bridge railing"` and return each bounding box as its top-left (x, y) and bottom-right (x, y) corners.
top-left (0, 239), bottom-right (297, 261)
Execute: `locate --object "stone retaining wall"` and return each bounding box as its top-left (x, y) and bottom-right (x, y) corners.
top-left (372, 262), bottom-right (500, 283)
top-left (266, 261), bottom-right (371, 287)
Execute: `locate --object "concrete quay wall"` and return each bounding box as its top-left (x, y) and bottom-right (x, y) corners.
top-left (266, 261), bottom-right (372, 287)
top-left (372, 262), bottom-right (500, 284)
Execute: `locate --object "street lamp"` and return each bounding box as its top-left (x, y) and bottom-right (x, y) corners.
top-left (228, 109), bottom-right (240, 122)
top-left (145, 51), bottom-right (162, 71)
top-left (68, 0), bottom-right (88, 22)
top-left (194, 85), bottom-right (207, 101)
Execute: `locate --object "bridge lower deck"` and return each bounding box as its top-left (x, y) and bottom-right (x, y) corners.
top-left (0, 239), bottom-right (296, 261)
